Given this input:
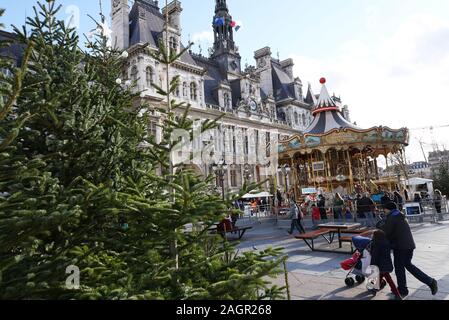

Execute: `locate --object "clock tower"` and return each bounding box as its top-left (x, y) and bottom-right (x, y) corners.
top-left (111, 0), bottom-right (129, 50)
top-left (211, 0), bottom-right (241, 76)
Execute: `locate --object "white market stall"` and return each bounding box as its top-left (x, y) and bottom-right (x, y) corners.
top-left (405, 177), bottom-right (434, 196)
top-left (240, 192), bottom-right (274, 218)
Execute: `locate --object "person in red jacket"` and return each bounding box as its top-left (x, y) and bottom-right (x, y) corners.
top-left (312, 204), bottom-right (321, 229)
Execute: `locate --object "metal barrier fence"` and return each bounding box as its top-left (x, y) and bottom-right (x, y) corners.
top-left (239, 205), bottom-right (276, 224)
top-left (273, 198), bottom-right (449, 228)
top-left (235, 198), bottom-right (449, 227)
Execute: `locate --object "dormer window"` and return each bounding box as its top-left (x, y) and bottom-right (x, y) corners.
top-left (224, 92), bottom-right (231, 110)
top-left (169, 37), bottom-right (178, 52)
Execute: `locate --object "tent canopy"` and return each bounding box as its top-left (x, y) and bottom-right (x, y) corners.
top-left (405, 177), bottom-right (434, 196)
top-left (405, 177), bottom-right (434, 185)
top-left (241, 192), bottom-right (273, 199)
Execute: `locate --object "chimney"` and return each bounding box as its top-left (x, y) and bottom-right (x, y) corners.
top-left (280, 58), bottom-right (294, 81)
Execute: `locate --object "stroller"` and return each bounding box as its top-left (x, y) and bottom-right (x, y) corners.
top-left (340, 236), bottom-right (387, 294)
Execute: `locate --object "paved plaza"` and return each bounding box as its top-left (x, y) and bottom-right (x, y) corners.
top-left (236, 217), bottom-right (449, 300)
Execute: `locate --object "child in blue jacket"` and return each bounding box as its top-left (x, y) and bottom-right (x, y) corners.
top-left (370, 230), bottom-right (401, 299)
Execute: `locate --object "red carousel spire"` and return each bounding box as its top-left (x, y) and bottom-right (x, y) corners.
top-left (313, 77), bottom-right (339, 116)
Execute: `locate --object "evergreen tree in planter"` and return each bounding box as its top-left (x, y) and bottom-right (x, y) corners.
top-left (0, 1), bottom-right (286, 300)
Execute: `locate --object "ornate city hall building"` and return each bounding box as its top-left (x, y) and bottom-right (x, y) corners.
top-left (111, 0), bottom-right (352, 193)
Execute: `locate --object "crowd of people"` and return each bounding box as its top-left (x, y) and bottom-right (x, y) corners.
top-left (284, 191), bottom-right (442, 300)
top-left (216, 188), bottom-right (443, 299)
top-left (285, 188), bottom-right (446, 231)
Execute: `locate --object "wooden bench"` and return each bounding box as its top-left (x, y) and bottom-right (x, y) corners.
top-left (341, 227), bottom-right (370, 234)
top-left (295, 229), bottom-right (335, 251)
top-left (210, 226), bottom-right (253, 240)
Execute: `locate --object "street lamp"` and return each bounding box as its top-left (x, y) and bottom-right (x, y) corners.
top-left (243, 164), bottom-right (253, 183)
top-left (212, 159), bottom-right (228, 200)
top-left (278, 164), bottom-right (291, 198)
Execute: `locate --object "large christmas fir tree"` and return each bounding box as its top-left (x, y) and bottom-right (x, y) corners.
top-left (0, 1), bottom-right (286, 300)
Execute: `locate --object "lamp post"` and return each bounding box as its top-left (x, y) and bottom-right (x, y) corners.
top-left (212, 159), bottom-right (228, 201)
top-left (243, 164), bottom-right (253, 184)
top-left (278, 164), bottom-right (291, 200)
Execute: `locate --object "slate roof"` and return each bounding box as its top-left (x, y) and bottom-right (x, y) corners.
top-left (128, 1), bottom-right (198, 66)
top-left (127, 1), bottom-right (311, 111)
top-left (271, 61), bottom-right (296, 101)
top-left (192, 56), bottom-right (222, 106)
top-left (0, 30), bottom-right (24, 66)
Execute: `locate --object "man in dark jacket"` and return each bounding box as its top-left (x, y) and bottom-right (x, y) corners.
top-left (317, 195), bottom-right (327, 221)
top-left (381, 191), bottom-right (392, 210)
top-left (357, 193), bottom-right (376, 227)
top-left (378, 202), bottom-right (438, 298)
top-left (393, 191), bottom-right (404, 211)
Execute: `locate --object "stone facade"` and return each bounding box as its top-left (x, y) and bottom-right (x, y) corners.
top-left (110, 0), bottom-right (351, 193)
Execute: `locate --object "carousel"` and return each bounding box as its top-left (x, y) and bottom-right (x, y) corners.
top-left (278, 78), bottom-right (410, 200)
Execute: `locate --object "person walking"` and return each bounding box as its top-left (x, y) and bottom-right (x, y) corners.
top-left (403, 189), bottom-right (410, 202)
top-left (393, 191), bottom-right (404, 211)
top-left (414, 193), bottom-right (424, 213)
top-left (277, 189), bottom-right (283, 207)
top-left (311, 204), bottom-right (321, 229)
top-left (381, 191), bottom-right (392, 210)
top-left (333, 193), bottom-right (344, 222)
top-left (318, 195), bottom-right (327, 221)
top-left (358, 193), bottom-right (377, 227)
top-left (288, 200), bottom-right (305, 235)
top-left (434, 190), bottom-right (443, 214)
top-left (355, 194), bottom-right (364, 221)
top-left (378, 202), bottom-right (438, 298)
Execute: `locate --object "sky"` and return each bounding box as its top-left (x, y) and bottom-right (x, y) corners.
top-left (2, 0), bottom-right (449, 163)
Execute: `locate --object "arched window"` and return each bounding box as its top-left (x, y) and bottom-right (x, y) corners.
top-left (302, 114), bottom-right (307, 127)
top-left (175, 85), bottom-right (180, 97)
top-left (190, 82), bottom-right (197, 101)
top-left (183, 82), bottom-right (188, 97)
top-left (294, 112), bottom-right (299, 125)
top-left (131, 66), bottom-right (138, 83)
top-left (146, 66), bottom-right (154, 87)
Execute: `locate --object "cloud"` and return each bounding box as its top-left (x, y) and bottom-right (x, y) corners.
top-left (289, 13), bottom-right (449, 163)
top-left (192, 30), bottom-right (214, 45)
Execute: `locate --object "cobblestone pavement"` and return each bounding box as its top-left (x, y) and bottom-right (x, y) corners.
top-left (236, 219), bottom-right (449, 300)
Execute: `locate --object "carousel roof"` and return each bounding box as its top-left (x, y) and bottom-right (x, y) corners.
top-left (278, 77), bottom-right (409, 155)
top-left (305, 78), bottom-right (360, 135)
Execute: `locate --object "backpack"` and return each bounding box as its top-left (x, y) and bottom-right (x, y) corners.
top-left (288, 205), bottom-right (299, 220)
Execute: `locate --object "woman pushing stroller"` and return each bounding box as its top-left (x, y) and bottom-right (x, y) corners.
top-left (341, 231), bottom-right (401, 299)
